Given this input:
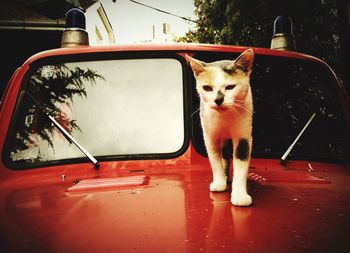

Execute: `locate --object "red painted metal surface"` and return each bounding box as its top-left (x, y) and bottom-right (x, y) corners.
top-left (0, 159), bottom-right (349, 253)
top-left (0, 44), bottom-right (349, 252)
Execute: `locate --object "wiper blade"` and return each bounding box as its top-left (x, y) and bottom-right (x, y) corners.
top-left (26, 91), bottom-right (99, 169)
top-left (280, 112), bottom-right (316, 165)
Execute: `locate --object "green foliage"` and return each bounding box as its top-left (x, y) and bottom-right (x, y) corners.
top-left (180, 0), bottom-right (341, 71)
top-left (11, 65), bottom-right (105, 153)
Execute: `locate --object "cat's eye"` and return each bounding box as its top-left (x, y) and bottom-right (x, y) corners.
top-left (203, 85), bottom-right (213, 92)
top-left (225, 84), bottom-right (236, 90)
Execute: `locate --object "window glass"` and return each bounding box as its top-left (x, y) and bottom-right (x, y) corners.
top-left (9, 58), bottom-right (185, 164)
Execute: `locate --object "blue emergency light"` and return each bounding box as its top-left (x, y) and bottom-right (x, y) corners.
top-left (65, 8), bottom-right (86, 30)
top-left (61, 8), bottom-right (89, 48)
top-left (273, 15), bottom-right (293, 36)
top-left (270, 15), bottom-right (296, 51)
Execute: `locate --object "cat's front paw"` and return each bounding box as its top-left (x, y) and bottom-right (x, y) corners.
top-left (210, 180), bottom-right (227, 192)
top-left (231, 192), bottom-right (252, 206)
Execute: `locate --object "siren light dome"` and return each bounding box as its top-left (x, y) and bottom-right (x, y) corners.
top-left (65, 8), bottom-right (86, 30)
top-left (61, 8), bottom-right (89, 48)
top-left (270, 15), bottom-right (296, 51)
top-left (273, 15), bottom-right (293, 36)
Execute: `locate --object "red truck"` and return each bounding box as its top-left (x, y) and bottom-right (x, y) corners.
top-left (0, 10), bottom-right (349, 253)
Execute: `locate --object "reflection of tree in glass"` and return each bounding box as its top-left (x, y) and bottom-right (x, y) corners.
top-left (12, 64), bottom-right (105, 153)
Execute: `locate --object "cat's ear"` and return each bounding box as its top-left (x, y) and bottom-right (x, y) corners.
top-left (233, 49), bottom-right (254, 75)
top-left (186, 55), bottom-right (206, 77)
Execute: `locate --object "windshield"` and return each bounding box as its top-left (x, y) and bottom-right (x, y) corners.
top-left (7, 56), bottom-right (185, 166)
top-left (191, 53), bottom-right (349, 163)
top-left (5, 52), bottom-right (349, 167)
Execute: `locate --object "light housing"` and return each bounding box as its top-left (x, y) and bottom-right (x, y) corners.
top-left (270, 15), bottom-right (296, 51)
top-left (61, 8), bottom-right (89, 48)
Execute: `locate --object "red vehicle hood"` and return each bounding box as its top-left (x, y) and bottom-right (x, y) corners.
top-left (1, 160), bottom-right (349, 253)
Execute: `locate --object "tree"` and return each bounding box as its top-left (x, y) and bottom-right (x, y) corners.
top-left (180, 0), bottom-right (344, 86)
top-left (11, 65), bottom-right (105, 154)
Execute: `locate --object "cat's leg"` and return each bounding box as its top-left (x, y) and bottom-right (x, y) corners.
top-left (231, 137), bottom-right (252, 206)
top-left (222, 139), bottom-right (232, 184)
top-left (222, 158), bottom-right (230, 184)
top-left (204, 136), bottom-right (227, 192)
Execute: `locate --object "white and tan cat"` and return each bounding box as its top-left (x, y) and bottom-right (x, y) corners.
top-left (187, 49), bottom-right (255, 206)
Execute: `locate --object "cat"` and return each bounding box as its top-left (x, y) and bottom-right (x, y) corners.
top-left (187, 49), bottom-right (255, 206)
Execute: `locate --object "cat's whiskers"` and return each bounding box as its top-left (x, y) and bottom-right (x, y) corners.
top-left (229, 106), bottom-right (244, 120)
top-left (233, 102), bottom-right (251, 114)
top-left (188, 108), bottom-right (200, 120)
top-left (223, 99), bottom-right (250, 112)
top-left (220, 101), bottom-right (250, 115)
top-left (204, 102), bottom-right (248, 119)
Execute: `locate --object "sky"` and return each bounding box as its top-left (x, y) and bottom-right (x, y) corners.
top-left (100, 0), bottom-right (197, 43)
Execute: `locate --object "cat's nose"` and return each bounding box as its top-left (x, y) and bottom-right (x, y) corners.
top-left (215, 97), bottom-right (224, 106)
top-left (215, 92), bottom-right (224, 106)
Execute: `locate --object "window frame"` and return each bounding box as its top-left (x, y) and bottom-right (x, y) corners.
top-left (3, 51), bottom-right (190, 170)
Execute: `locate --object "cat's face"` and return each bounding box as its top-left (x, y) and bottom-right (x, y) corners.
top-left (187, 49), bottom-right (254, 112)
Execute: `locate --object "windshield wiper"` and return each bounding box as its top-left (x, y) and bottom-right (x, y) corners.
top-left (280, 112), bottom-right (316, 165)
top-left (26, 91), bottom-right (99, 169)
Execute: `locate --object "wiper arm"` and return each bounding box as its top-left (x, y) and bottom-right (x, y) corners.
top-left (280, 112), bottom-right (316, 165)
top-left (26, 91), bottom-right (99, 169)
